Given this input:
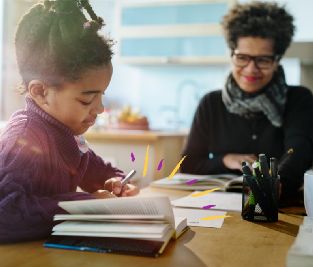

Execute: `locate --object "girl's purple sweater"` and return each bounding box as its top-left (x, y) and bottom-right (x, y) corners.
top-left (0, 97), bottom-right (124, 243)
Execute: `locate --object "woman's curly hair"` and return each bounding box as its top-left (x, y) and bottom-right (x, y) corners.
top-left (221, 1), bottom-right (295, 56)
top-left (15, 0), bottom-right (114, 92)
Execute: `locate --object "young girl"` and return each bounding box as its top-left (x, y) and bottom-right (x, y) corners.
top-left (0, 0), bottom-right (139, 243)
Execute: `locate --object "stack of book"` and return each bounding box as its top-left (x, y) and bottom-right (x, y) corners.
top-left (44, 196), bottom-right (188, 257)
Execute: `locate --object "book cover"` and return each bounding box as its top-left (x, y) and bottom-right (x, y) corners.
top-left (44, 235), bottom-right (164, 257)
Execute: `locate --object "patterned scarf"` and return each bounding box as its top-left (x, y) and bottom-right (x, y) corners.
top-left (222, 66), bottom-right (288, 127)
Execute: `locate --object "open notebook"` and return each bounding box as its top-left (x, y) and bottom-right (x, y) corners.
top-left (44, 196), bottom-right (188, 257)
top-left (151, 173), bottom-right (243, 192)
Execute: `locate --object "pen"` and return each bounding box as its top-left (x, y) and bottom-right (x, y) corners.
top-left (278, 148), bottom-right (294, 171)
top-left (121, 169), bottom-right (136, 186)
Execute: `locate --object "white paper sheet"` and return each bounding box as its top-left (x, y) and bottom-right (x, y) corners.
top-left (173, 208), bottom-right (227, 228)
top-left (171, 191), bottom-right (242, 212)
top-left (287, 216), bottom-right (313, 266)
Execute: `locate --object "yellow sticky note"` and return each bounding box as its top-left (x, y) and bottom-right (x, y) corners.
top-left (199, 215), bottom-right (231, 221)
top-left (142, 145), bottom-right (149, 177)
top-left (191, 187), bottom-right (221, 197)
top-left (167, 155), bottom-right (187, 179)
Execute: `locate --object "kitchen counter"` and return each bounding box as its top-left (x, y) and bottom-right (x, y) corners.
top-left (84, 129), bottom-right (189, 186)
top-left (84, 129), bottom-right (188, 141)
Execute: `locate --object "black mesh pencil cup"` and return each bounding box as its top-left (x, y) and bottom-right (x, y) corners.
top-left (241, 155), bottom-right (279, 222)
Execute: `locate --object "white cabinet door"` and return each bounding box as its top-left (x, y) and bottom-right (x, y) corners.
top-left (117, 0), bottom-right (235, 65)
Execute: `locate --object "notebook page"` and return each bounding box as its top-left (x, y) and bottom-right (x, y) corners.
top-left (58, 196), bottom-right (175, 227)
top-left (53, 221), bottom-right (170, 234)
top-left (54, 214), bottom-right (166, 221)
top-left (52, 231), bottom-right (166, 240)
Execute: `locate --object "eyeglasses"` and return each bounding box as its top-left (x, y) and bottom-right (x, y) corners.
top-left (231, 51), bottom-right (280, 69)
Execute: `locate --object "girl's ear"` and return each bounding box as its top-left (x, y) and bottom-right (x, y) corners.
top-left (28, 80), bottom-right (48, 106)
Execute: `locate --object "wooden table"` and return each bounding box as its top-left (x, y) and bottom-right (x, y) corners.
top-left (0, 187), bottom-right (303, 267)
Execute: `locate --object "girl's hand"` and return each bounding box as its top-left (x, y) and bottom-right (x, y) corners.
top-left (104, 177), bottom-right (140, 197)
top-left (120, 183), bottom-right (140, 197)
top-left (223, 153), bottom-right (257, 170)
top-left (91, 189), bottom-right (116, 199)
top-left (104, 177), bottom-right (123, 195)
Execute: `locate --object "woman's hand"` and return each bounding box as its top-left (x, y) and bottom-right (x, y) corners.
top-left (104, 177), bottom-right (140, 197)
top-left (223, 153), bottom-right (257, 170)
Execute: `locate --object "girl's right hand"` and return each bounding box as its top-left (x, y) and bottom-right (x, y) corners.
top-left (222, 153), bottom-right (257, 170)
top-left (91, 189), bottom-right (116, 199)
top-left (104, 177), bottom-right (140, 197)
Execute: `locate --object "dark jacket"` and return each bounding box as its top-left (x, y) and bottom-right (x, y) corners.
top-left (181, 86), bottom-right (313, 203)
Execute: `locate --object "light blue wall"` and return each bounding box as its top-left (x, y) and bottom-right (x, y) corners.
top-left (241, 0), bottom-right (313, 42)
top-left (91, 0), bottom-right (304, 130)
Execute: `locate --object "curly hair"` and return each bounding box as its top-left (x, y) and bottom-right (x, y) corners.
top-left (15, 0), bottom-right (114, 92)
top-left (221, 1), bottom-right (295, 56)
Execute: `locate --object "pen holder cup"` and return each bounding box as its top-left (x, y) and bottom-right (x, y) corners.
top-left (241, 174), bottom-right (279, 222)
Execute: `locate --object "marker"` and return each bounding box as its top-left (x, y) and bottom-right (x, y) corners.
top-left (241, 165), bottom-right (256, 220)
top-left (259, 154), bottom-right (270, 178)
top-left (244, 175), bottom-right (272, 219)
top-left (121, 169), bottom-right (136, 186)
top-left (242, 164), bottom-right (252, 176)
top-left (270, 157), bottom-right (278, 178)
top-left (259, 154), bottom-right (274, 212)
top-left (247, 190), bottom-right (256, 220)
top-left (252, 161), bottom-right (262, 179)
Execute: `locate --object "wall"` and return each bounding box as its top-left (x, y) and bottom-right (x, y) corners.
top-left (0, 0), bottom-right (35, 120)
top-left (0, 0), bottom-right (310, 122)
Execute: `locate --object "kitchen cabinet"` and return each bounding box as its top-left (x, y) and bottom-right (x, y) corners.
top-left (84, 129), bottom-right (188, 187)
top-left (117, 0), bottom-right (235, 65)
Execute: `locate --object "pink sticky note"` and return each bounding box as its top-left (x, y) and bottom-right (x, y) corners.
top-left (157, 159), bottom-right (164, 171)
top-left (186, 179), bottom-right (198, 185)
top-left (202, 204), bottom-right (216, 210)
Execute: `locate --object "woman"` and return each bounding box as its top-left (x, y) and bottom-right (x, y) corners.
top-left (181, 1), bottom-right (313, 205)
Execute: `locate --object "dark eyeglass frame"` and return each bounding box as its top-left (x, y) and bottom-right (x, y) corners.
top-left (231, 51), bottom-right (281, 69)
